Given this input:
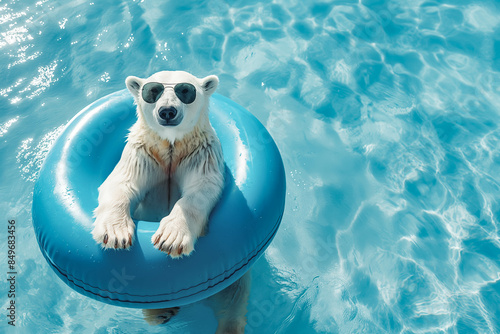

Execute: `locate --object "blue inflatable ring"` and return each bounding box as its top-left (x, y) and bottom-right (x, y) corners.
top-left (32, 90), bottom-right (285, 309)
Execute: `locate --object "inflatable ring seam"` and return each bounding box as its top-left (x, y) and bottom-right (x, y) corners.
top-left (46, 213), bottom-right (282, 303)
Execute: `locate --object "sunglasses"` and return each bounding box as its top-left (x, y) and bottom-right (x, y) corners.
top-left (142, 82), bottom-right (196, 104)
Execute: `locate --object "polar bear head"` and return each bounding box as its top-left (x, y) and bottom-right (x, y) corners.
top-left (125, 71), bottom-right (219, 142)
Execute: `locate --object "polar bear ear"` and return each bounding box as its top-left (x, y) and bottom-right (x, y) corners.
top-left (125, 76), bottom-right (143, 99)
top-left (200, 75), bottom-right (219, 96)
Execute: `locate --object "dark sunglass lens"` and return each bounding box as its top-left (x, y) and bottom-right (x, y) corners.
top-left (174, 83), bottom-right (196, 104)
top-left (142, 82), bottom-right (164, 103)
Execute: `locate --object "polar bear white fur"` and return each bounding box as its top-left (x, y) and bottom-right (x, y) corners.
top-left (92, 70), bottom-right (224, 257)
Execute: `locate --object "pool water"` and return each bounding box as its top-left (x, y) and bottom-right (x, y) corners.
top-left (1, 0), bottom-right (500, 333)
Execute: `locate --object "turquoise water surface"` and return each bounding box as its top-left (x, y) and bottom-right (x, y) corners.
top-left (1, 0), bottom-right (500, 333)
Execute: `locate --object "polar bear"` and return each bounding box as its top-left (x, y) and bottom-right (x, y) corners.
top-left (91, 71), bottom-right (248, 333)
top-left (92, 70), bottom-right (224, 256)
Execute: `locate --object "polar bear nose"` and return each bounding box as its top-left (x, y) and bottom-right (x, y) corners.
top-left (158, 107), bottom-right (177, 121)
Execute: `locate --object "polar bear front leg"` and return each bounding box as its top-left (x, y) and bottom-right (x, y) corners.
top-left (152, 165), bottom-right (224, 257)
top-left (152, 199), bottom-right (198, 257)
top-left (92, 144), bottom-right (159, 249)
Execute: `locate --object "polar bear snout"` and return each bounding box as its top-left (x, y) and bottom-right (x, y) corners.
top-left (156, 106), bottom-right (183, 126)
top-left (159, 107), bottom-right (177, 121)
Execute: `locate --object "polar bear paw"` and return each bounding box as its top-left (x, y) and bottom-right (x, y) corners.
top-left (152, 211), bottom-right (195, 258)
top-left (92, 211), bottom-right (135, 250)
